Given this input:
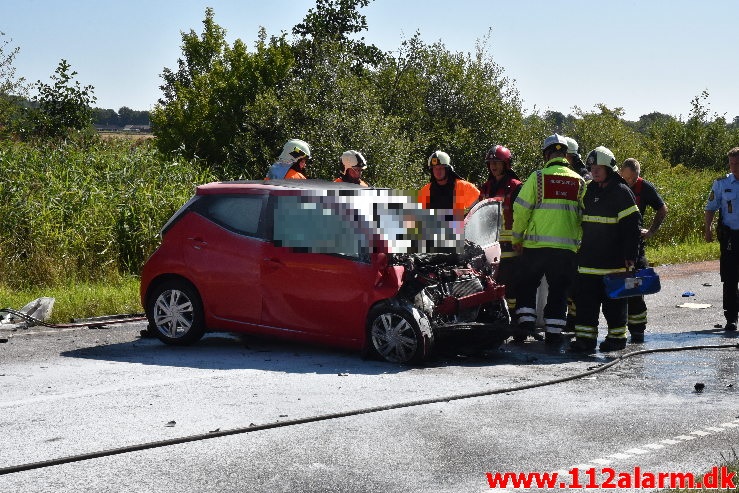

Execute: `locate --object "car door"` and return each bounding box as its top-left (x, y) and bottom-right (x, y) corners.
top-left (182, 193), bottom-right (267, 325)
top-left (260, 195), bottom-right (376, 342)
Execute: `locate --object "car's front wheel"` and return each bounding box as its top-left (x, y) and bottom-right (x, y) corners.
top-left (147, 279), bottom-right (205, 345)
top-left (367, 303), bottom-right (433, 364)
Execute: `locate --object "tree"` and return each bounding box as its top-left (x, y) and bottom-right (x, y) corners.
top-left (650, 91), bottom-right (739, 169)
top-left (0, 32), bottom-right (29, 133)
top-left (152, 8), bottom-right (296, 172)
top-left (31, 59), bottom-right (96, 138)
top-left (292, 0), bottom-right (384, 72)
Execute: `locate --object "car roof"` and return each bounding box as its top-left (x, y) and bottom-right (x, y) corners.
top-left (195, 179), bottom-right (387, 195)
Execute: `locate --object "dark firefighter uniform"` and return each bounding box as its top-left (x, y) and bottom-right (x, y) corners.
top-left (573, 175), bottom-right (641, 350)
top-left (627, 177), bottom-right (665, 338)
top-left (705, 173), bottom-right (739, 327)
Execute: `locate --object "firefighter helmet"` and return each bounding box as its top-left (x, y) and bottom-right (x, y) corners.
top-left (485, 145), bottom-right (512, 167)
top-left (278, 139), bottom-right (312, 164)
top-left (586, 146), bottom-right (617, 171)
top-left (340, 150), bottom-right (367, 172)
top-left (565, 137), bottom-right (580, 157)
top-left (541, 134), bottom-right (568, 154)
top-left (427, 150), bottom-right (453, 170)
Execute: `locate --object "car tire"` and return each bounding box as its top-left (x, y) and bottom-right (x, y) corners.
top-left (147, 279), bottom-right (206, 345)
top-left (366, 303), bottom-right (433, 364)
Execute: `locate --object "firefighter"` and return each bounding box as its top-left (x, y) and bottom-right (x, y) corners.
top-left (619, 158), bottom-right (668, 342)
top-left (334, 150), bottom-right (369, 186)
top-left (265, 139), bottom-right (312, 180)
top-left (478, 145), bottom-right (522, 318)
top-left (564, 136), bottom-right (589, 332)
top-left (565, 136), bottom-right (590, 179)
top-left (511, 134), bottom-right (586, 345)
top-left (418, 150), bottom-right (480, 213)
top-left (571, 146), bottom-right (641, 352)
top-left (704, 146), bottom-right (739, 332)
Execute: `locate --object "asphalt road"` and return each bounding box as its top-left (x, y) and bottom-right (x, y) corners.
top-left (1, 261), bottom-right (737, 492)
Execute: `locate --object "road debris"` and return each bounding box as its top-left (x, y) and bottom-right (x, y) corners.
top-left (676, 303), bottom-right (711, 309)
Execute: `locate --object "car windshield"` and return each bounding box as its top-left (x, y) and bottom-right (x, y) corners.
top-left (272, 188), bottom-right (470, 255)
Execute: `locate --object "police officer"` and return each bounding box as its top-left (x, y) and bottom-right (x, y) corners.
top-left (511, 134), bottom-right (586, 344)
top-left (418, 150), bottom-right (480, 213)
top-left (704, 146), bottom-right (739, 332)
top-left (619, 158), bottom-right (668, 342)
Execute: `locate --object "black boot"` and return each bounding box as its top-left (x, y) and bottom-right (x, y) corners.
top-left (512, 321), bottom-right (535, 343)
top-left (569, 337), bottom-right (597, 353)
top-left (629, 324), bottom-right (646, 343)
top-left (599, 337), bottom-right (627, 352)
top-left (544, 331), bottom-right (563, 346)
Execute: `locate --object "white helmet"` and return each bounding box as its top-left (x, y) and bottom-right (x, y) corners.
top-left (278, 139), bottom-right (312, 164)
top-left (340, 150), bottom-right (367, 172)
top-left (427, 150), bottom-right (452, 169)
top-left (541, 134), bottom-right (568, 154)
top-left (586, 146), bottom-right (617, 171)
top-left (564, 136), bottom-right (580, 157)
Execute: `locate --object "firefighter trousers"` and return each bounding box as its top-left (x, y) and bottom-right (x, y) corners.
top-left (626, 255), bottom-right (648, 334)
top-left (573, 273), bottom-right (628, 340)
top-left (515, 248), bottom-right (575, 334)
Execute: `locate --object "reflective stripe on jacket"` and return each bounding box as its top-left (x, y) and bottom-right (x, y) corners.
top-left (577, 178), bottom-right (641, 275)
top-left (512, 158), bottom-right (585, 252)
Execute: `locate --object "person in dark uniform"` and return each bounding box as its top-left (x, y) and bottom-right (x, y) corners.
top-left (704, 146), bottom-right (739, 332)
top-left (619, 158), bottom-right (668, 342)
top-left (571, 146), bottom-right (641, 353)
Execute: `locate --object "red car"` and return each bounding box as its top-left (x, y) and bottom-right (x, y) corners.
top-left (140, 180), bottom-right (510, 363)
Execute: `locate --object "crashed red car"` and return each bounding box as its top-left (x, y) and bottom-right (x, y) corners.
top-left (140, 180), bottom-right (510, 363)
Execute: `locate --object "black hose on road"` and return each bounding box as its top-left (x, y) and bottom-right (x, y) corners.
top-left (0, 307), bottom-right (146, 329)
top-left (1, 341), bottom-right (737, 476)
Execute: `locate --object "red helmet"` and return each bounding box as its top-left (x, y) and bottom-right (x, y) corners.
top-left (485, 145), bottom-right (512, 167)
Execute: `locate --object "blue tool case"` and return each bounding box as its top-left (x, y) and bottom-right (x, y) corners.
top-left (603, 268), bottom-right (661, 299)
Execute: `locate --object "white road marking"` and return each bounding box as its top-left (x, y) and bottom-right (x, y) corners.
top-left (567, 418), bottom-right (739, 476)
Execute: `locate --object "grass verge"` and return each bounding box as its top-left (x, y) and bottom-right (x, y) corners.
top-left (0, 276), bottom-right (141, 323)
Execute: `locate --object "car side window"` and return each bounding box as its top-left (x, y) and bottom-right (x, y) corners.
top-left (199, 195), bottom-right (265, 237)
top-left (272, 196), bottom-right (367, 259)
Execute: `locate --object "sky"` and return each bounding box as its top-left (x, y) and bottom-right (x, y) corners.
top-left (2, 0), bottom-right (738, 122)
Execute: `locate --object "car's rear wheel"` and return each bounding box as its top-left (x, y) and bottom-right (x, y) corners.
top-left (147, 279), bottom-right (205, 345)
top-left (367, 304), bottom-right (433, 364)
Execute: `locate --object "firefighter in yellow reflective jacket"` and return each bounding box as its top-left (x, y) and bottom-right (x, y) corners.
top-left (571, 146), bottom-right (641, 353)
top-left (512, 134), bottom-right (586, 344)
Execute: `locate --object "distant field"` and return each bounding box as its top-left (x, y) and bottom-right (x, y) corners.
top-left (98, 131), bottom-right (154, 141)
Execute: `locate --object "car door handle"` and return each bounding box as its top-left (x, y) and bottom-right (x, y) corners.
top-left (187, 237), bottom-right (208, 250)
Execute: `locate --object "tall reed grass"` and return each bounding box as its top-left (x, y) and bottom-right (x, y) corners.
top-left (0, 138), bottom-right (215, 290)
top-left (0, 136), bottom-right (721, 307)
